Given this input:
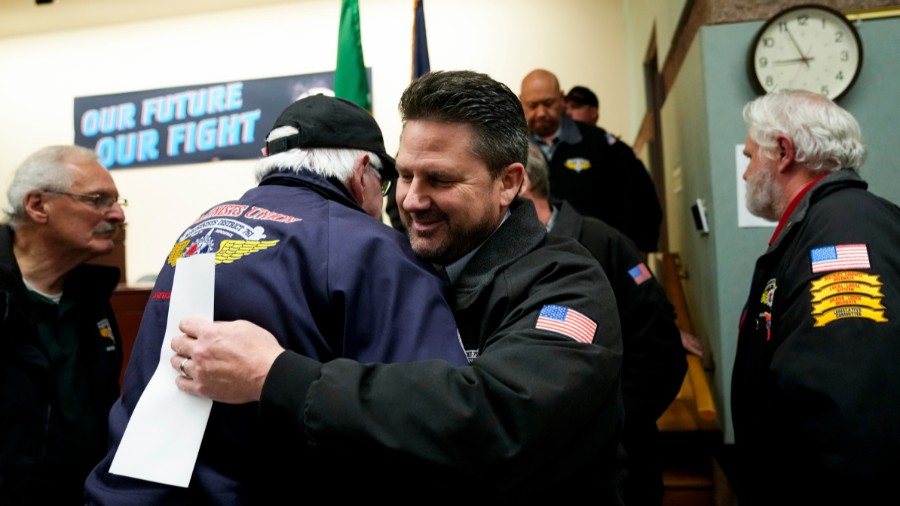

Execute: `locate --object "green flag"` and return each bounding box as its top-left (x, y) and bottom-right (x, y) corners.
top-left (335, 0), bottom-right (371, 111)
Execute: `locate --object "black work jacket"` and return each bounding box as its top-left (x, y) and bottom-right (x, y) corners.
top-left (0, 225), bottom-right (122, 505)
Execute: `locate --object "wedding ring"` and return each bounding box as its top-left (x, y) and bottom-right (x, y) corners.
top-left (179, 357), bottom-right (192, 380)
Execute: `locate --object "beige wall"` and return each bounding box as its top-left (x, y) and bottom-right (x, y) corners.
top-left (1, 0), bottom-right (666, 284)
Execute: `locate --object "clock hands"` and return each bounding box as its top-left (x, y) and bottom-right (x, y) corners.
top-left (773, 56), bottom-right (816, 65)
top-left (783, 26), bottom-right (812, 67)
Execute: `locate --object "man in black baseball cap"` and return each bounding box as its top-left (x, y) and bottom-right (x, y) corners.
top-left (265, 94), bottom-right (397, 180)
top-left (564, 85), bottom-right (600, 125)
top-left (84, 93), bottom-right (468, 505)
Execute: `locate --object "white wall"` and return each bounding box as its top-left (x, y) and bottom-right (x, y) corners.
top-left (0, 0), bottom-right (635, 284)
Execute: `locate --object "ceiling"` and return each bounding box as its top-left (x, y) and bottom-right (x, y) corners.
top-left (0, 0), bottom-right (301, 39)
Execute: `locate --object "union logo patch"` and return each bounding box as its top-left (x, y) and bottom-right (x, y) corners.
top-left (563, 158), bottom-right (592, 173)
top-left (97, 318), bottom-right (116, 351)
top-left (168, 212), bottom-right (283, 267)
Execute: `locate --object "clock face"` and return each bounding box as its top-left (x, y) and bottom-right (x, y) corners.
top-left (750, 5), bottom-right (863, 101)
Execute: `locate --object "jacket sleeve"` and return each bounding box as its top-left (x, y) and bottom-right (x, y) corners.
top-left (259, 240), bottom-right (623, 488)
top-left (766, 192), bottom-right (900, 481)
top-left (597, 225), bottom-right (686, 423)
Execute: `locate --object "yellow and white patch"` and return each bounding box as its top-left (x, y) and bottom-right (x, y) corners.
top-left (809, 270), bottom-right (888, 327)
top-left (168, 238), bottom-right (278, 267)
top-left (563, 158), bottom-right (592, 173)
top-left (97, 318), bottom-right (116, 351)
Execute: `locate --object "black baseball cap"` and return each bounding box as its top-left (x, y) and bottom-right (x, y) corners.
top-left (266, 94), bottom-right (397, 179)
top-left (565, 86), bottom-right (599, 108)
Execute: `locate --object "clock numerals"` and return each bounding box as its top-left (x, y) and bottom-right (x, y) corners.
top-left (748, 5), bottom-right (863, 101)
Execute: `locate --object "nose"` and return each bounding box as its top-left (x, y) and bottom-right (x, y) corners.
top-left (535, 104), bottom-right (551, 118)
top-left (400, 177), bottom-right (430, 214)
top-left (106, 201), bottom-right (126, 222)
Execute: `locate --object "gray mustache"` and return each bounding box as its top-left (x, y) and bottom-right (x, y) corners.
top-left (95, 222), bottom-right (123, 235)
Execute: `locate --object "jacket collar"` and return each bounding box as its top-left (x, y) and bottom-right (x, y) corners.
top-left (768, 168), bottom-right (867, 251)
top-left (450, 198), bottom-right (546, 310)
top-left (547, 198), bottom-right (584, 238)
top-left (258, 169), bottom-right (364, 214)
top-left (0, 224), bottom-right (120, 306)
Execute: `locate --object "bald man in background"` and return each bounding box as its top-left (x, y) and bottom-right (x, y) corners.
top-left (519, 69), bottom-right (663, 254)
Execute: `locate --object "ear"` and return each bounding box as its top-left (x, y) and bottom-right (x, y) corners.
top-left (23, 191), bottom-right (51, 224)
top-left (775, 134), bottom-right (796, 173)
top-left (498, 162), bottom-right (525, 207)
top-left (347, 153), bottom-right (371, 205)
top-left (518, 171), bottom-right (532, 198)
top-left (260, 146), bottom-right (269, 157)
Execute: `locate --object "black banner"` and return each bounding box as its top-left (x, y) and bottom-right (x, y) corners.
top-left (73, 71), bottom-right (349, 170)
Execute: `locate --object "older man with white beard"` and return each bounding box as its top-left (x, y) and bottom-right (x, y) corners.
top-left (731, 90), bottom-right (900, 505)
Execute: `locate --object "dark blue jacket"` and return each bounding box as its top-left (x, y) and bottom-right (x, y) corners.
top-left (85, 170), bottom-right (467, 505)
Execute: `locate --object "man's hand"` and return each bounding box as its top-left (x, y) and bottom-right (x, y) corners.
top-left (170, 317), bottom-right (285, 404)
top-left (680, 329), bottom-right (704, 358)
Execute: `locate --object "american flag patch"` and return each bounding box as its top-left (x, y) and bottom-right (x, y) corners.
top-left (810, 244), bottom-right (870, 273)
top-left (535, 304), bottom-right (597, 344)
top-left (628, 263), bottom-right (652, 285)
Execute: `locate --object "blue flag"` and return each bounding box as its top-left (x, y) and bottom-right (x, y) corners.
top-left (412, 0), bottom-right (430, 80)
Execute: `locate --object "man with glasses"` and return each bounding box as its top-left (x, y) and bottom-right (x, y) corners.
top-left (85, 94), bottom-right (468, 504)
top-left (0, 145), bottom-right (126, 504)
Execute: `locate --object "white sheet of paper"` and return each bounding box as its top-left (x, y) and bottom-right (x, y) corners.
top-left (109, 253), bottom-right (215, 487)
top-left (736, 144), bottom-right (777, 228)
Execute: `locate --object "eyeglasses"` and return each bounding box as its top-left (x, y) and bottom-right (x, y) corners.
top-left (44, 190), bottom-right (128, 210)
top-left (368, 165), bottom-right (392, 197)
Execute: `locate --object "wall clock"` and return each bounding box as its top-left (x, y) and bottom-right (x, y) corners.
top-left (748, 4), bottom-right (863, 101)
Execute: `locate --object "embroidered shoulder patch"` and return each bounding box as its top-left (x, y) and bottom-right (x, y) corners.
top-left (563, 158), bottom-right (592, 173)
top-left (97, 318), bottom-right (117, 351)
top-left (628, 263), bottom-right (652, 285)
top-left (809, 270), bottom-right (888, 327)
top-left (535, 304), bottom-right (597, 344)
top-left (809, 244), bottom-right (870, 273)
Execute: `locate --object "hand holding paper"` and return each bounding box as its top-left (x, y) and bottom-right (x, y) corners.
top-left (171, 318), bottom-right (285, 404)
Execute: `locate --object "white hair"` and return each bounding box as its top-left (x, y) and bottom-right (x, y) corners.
top-left (255, 126), bottom-right (383, 183)
top-left (5, 145), bottom-right (98, 228)
top-left (743, 89), bottom-right (866, 174)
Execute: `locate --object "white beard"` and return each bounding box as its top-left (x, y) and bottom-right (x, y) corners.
top-left (745, 165), bottom-right (785, 222)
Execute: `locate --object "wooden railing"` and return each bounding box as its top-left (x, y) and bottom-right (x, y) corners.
top-left (654, 253), bottom-right (722, 505)
top-left (656, 252), bottom-right (719, 432)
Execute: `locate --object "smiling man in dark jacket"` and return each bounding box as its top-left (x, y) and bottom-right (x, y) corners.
top-left (167, 70), bottom-right (625, 503)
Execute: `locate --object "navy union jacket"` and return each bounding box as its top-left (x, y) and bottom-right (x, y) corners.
top-left (85, 169), bottom-right (466, 505)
